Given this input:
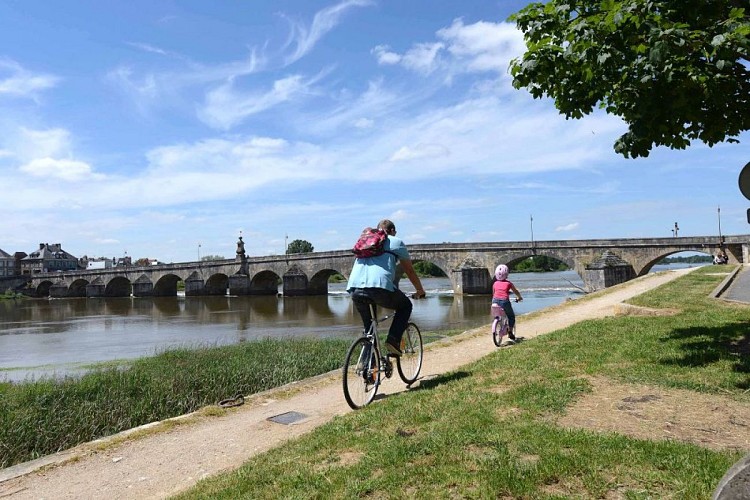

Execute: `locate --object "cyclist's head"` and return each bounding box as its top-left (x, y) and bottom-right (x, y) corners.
top-left (495, 264), bottom-right (509, 281)
top-left (377, 219), bottom-right (396, 236)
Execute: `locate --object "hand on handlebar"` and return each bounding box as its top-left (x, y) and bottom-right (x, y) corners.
top-left (515, 297), bottom-right (523, 303)
top-left (411, 290), bottom-right (426, 299)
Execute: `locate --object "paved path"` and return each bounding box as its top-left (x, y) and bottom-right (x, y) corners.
top-left (722, 264), bottom-right (750, 304)
top-left (0, 267), bottom-right (741, 499)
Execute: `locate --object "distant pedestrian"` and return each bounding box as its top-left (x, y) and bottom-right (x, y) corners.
top-left (492, 264), bottom-right (523, 341)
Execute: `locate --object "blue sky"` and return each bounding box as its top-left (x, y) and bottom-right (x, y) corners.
top-left (1, 0), bottom-right (748, 263)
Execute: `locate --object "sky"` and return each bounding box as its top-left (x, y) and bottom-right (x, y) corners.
top-left (1, 0), bottom-right (748, 263)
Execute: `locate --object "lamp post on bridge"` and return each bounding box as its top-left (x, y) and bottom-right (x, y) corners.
top-left (671, 222), bottom-right (679, 237)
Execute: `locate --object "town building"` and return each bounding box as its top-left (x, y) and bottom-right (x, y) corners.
top-left (86, 258), bottom-right (114, 270)
top-left (0, 248), bottom-right (14, 277)
top-left (20, 243), bottom-right (79, 275)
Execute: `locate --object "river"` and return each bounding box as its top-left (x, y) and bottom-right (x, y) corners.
top-left (0, 264), bottom-right (703, 382)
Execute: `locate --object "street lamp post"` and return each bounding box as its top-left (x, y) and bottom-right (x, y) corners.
top-left (198, 243), bottom-right (201, 261)
top-left (718, 206), bottom-right (723, 245)
top-left (530, 215), bottom-right (534, 246)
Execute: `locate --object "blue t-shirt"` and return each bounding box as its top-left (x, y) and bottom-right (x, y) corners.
top-left (346, 235), bottom-right (410, 292)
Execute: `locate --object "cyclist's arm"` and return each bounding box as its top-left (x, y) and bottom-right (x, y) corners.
top-left (400, 259), bottom-right (426, 298)
top-left (510, 283), bottom-right (523, 301)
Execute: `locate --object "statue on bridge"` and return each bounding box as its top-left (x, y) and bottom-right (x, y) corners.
top-left (236, 235), bottom-right (248, 274)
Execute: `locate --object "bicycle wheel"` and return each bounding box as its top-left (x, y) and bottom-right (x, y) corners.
top-left (397, 322), bottom-right (423, 384)
top-left (342, 337), bottom-right (380, 409)
top-left (492, 315), bottom-right (508, 347)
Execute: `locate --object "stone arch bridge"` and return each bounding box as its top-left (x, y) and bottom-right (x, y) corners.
top-left (25, 235), bottom-right (749, 298)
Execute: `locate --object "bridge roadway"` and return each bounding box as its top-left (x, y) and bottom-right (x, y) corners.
top-left (23, 235), bottom-right (750, 298)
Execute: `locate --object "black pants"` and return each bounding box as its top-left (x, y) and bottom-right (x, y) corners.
top-left (350, 287), bottom-right (412, 345)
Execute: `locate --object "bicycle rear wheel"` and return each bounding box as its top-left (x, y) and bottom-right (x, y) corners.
top-left (492, 315), bottom-right (508, 347)
top-left (397, 322), bottom-right (423, 384)
top-left (342, 337), bottom-right (380, 409)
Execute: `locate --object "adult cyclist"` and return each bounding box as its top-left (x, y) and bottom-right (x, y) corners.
top-left (346, 219), bottom-right (426, 357)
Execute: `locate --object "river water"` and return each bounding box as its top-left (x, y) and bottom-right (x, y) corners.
top-left (0, 264), bottom-right (701, 382)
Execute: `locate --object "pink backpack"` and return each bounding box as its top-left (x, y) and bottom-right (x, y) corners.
top-left (352, 227), bottom-right (389, 258)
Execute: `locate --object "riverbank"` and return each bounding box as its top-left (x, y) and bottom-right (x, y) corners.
top-left (2, 266), bottom-right (735, 498)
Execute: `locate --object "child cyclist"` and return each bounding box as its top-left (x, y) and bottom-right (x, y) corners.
top-left (492, 264), bottom-right (523, 340)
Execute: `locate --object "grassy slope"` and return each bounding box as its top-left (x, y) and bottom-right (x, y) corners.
top-left (178, 266), bottom-right (750, 499)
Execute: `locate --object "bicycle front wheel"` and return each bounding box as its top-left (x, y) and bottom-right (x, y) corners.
top-left (397, 322), bottom-right (423, 384)
top-left (342, 337), bottom-right (380, 409)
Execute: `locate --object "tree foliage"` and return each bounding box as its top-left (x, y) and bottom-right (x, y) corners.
top-left (512, 255), bottom-right (570, 272)
top-left (201, 255), bottom-right (225, 261)
top-left (286, 239), bottom-right (314, 254)
top-left (413, 261), bottom-right (447, 277)
top-left (509, 1), bottom-right (750, 158)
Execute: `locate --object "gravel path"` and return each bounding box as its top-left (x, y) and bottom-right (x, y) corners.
top-left (0, 267), bottom-right (706, 499)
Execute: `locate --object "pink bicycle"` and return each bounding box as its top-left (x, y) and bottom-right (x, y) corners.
top-left (490, 299), bottom-right (519, 347)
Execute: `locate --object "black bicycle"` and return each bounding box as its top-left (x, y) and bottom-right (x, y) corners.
top-left (342, 300), bottom-right (423, 409)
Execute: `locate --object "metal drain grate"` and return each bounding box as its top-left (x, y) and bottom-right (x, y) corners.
top-left (267, 411), bottom-right (308, 425)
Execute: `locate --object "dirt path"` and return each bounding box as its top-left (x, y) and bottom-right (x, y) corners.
top-left (0, 267), bottom-right (734, 499)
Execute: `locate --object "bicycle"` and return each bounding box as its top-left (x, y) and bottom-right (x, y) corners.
top-left (342, 299), bottom-right (423, 410)
top-left (491, 298), bottom-right (518, 347)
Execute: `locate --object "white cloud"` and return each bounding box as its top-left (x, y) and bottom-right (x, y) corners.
top-left (555, 222), bottom-right (580, 232)
top-left (20, 157), bottom-right (98, 181)
top-left (0, 58), bottom-right (59, 99)
top-left (353, 117), bottom-right (374, 129)
top-left (389, 143), bottom-right (450, 162)
top-left (400, 42), bottom-right (445, 74)
top-left (199, 73), bottom-right (319, 130)
top-left (437, 19), bottom-right (525, 73)
top-left (374, 19), bottom-right (525, 77)
top-left (372, 45), bottom-right (401, 65)
top-left (283, 0), bottom-right (374, 65)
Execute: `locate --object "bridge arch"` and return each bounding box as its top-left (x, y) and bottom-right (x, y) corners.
top-left (638, 250), bottom-right (713, 275)
top-left (205, 273), bottom-right (229, 296)
top-left (154, 274), bottom-right (181, 297)
top-left (250, 270), bottom-right (280, 295)
top-left (69, 278), bottom-right (89, 297)
top-left (105, 276), bottom-right (131, 297)
top-left (309, 269), bottom-right (341, 295)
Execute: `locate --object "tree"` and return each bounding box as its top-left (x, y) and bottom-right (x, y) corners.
top-left (201, 255), bottom-right (225, 261)
top-left (286, 239), bottom-right (314, 254)
top-left (509, 1), bottom-right (750, 158)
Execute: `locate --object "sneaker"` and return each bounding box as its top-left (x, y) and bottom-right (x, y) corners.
top-left (384, 341), bottom-right (402, 357)
top-left (508, 330), bottom-right (516, 341)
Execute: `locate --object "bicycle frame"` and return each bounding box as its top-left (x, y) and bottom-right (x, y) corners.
top-left (359, 303), bottom-right (394, 377)
top-left (343, 300), bottom-right (424, 409)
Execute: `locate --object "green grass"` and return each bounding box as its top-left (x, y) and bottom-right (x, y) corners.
top-left (0, 338), bottom-right (351, 468)
top-left (177, 266), bottom-right (750, 499)
top-left (0, 323), bottom-right (467, 469)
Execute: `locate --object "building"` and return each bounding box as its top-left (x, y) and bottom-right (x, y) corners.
top-left (0, 248), bottom-right (14, 277)
top-left (86, 258), bottom-right (114, 270)
top-left (21, 243), bottom-right (79, 275)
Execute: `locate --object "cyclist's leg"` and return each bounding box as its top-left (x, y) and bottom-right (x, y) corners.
top-left (350, 288), bottom-right (375, 332)
top-left (379, 288), bottom-right (412, 346)
top-left (354, 287), bottom-right (412, 349)
top-left (500, 300), bottom-right (516, 338)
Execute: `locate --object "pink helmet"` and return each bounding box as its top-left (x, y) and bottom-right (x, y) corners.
top-left (495, 264), bottom-right (509, 280)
